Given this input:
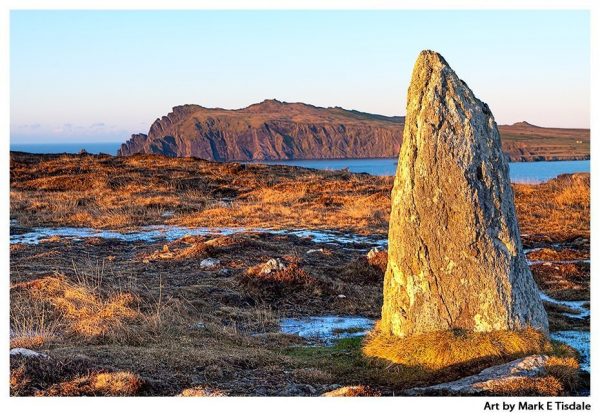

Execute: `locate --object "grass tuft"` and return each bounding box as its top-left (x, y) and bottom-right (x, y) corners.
top-left (40, 371), bottom-right (143, 396)
top-left (322, 385), bottom-right (381, 397)
top-left (478, 375), bottom-right (563, 396)
top-left (240, 262), bottom-right (320, 301)
top-left (179, 386), bottom-right (227, 397)
top-left (12, 275), bottom-right (140, 340)
top-left (362, 324), bottom-right (551, 371)
top-left (544, 356), bottom-right (580, 391)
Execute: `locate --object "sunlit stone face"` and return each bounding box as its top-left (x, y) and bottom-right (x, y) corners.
top-left (379, 50), bottom-right (548, 337)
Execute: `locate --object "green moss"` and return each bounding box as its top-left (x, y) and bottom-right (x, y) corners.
top-left (281, 336), bottom-right (431, 391)
top-left (281, 334), bottom-right (582, 394)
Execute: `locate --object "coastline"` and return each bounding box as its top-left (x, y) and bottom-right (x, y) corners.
top-left (8, 149), bottom-right (591, 163)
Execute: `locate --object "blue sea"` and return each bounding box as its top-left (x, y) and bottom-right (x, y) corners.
top-left (260, 158), bottom-right (590, 183)
top-left (10, 143), bottom-right (589, 183)
top-left (11, 142), bottom-right (121, 155)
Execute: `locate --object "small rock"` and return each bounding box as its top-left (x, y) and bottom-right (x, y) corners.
top-left (337, 294), bottom-right (347, 299)
top-left (10, 348), bottom-right (49, 359)
top-left (280, 383), bottom-right (301, 396)
top-left (306, 248), bottom-right (324, 255)
top-left (259, 258), bottom-right (286, 275)
top-left (200, 258), bottom-right (221, 269)
top-left (405, 355), bottom-right (552, 395)
top-left (191, 321), bottom-right (206, 330)
top-left (366, 247), bottom-right (380, 260)
top-left (212, 200), bottom-right (231, 208)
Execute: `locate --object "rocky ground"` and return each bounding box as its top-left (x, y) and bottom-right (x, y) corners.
top-left (9, 153), bottom-right (590, 396)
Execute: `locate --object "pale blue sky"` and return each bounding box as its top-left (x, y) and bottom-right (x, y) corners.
top-left (11, 10), bottom-right (589, 143)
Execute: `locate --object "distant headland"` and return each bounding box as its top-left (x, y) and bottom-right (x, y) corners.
top-left (118, 99), bottom-right (589, 162)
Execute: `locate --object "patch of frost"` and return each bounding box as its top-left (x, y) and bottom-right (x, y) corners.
top-left (550, 331), bottom-right (590, 372)
top-left (279, 315), bottom-right (375, 345)
top-left (539, 293), bottom-right (589, 319)
top-left (10, 225), bottom-right (388, 248)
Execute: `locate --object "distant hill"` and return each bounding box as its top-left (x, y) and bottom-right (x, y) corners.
top-left (118, 100), bottom-right (589, 162)
top-left (511, 121), bottom-right (540, 128)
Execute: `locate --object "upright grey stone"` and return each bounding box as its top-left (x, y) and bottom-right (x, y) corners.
top-left (380, 50), bottom-right (548, 337)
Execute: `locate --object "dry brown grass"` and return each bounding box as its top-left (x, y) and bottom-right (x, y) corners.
top-left (11, 154), bottom-right (589, 246)
top-left (12, 275), bottom-right (140, 340)
top-left (40, 371), bottom-right (143, 396)
top-left (544, 356), bottom-right (580, 391)
top-left (10, 269), bottom-right (189, 347)
top-left (527, 248), bottom-right (588, 262)
top-left (10, 153), bottom-right (393, 233)
top-left (179, 386), bottom-right (227, 397)
top-left (531, 262), bottom-right (589, 300)
top-left (240, 261), bottom-right (321, 302)
top-left (340, 250), bottom-right (388, 285)
top-left (514, 173), bottom-right (590, 242)
top-left (363, 324), bottom-right (551, 371)
top-left (139, 237), bottom-right (214, 262)
top-left (10, 353), bottom-right (98, 396)
top-left (322, 385), bottom-right (382, 397)
top-left (9, 153), bottom-right (590, 396)
top-left (10, 289), bottom-right (59, 349)
top-left (478, 375), bottom-right (563, 396)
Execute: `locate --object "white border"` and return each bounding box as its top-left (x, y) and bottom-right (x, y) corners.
top-left (1, 2), bottom-right (596, 415)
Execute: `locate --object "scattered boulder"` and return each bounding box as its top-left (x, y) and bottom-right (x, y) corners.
top-left (279, 383), bottom-right (317, 396)
top-left (200, 257), bottom-right (221, 269)
top-left (405, 355), bottom-right (570, 396)
top-left (258, 258), bottom-right (286, 275)
top-left (10, 348), bottom-right (49, 359)
top-left (366, 247), bottom-right (381, 260)
top-left (378, 50), bottom-right (548, 337)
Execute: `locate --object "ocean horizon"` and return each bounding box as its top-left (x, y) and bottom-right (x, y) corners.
top-left (11, 141), bottom-right (122, 155)
top-left (9, 142), bottom-right (590, 184)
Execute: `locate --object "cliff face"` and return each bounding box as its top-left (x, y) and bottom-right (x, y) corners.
top-left (118, 101), bottom-right (404, 161)
top-left (118, 100), bottom-right (589, 162)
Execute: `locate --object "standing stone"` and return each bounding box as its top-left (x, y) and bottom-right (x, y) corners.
top-left (380, 50), bottom-right (548, 337)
